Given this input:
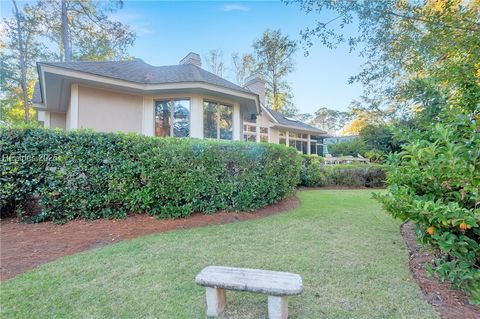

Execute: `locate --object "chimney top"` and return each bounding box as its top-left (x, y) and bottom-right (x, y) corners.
top-left (179, 52), bottom-right (202, 68)
top-left (243, 74), bottom-right (265, 105)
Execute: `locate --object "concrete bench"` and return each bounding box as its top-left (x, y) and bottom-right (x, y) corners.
top-left (195, 266), bottom-right (303, 319)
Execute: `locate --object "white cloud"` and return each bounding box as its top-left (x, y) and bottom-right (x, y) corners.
top-left (220, 4), bottom-right (250, 12)
top-left (109, 11), bottom-right (152, 36)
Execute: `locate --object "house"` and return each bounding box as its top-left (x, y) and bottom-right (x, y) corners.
top-left (33, 52), bottom-right (327, 155)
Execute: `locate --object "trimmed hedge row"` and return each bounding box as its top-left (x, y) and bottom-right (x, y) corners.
top-left (300, 155), bottom-right (386, 187)
top-left (0, 127), bottom-right (301, 222)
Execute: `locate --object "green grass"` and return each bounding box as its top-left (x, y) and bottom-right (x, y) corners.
top-left (0, 190), bottom-right (438, 318)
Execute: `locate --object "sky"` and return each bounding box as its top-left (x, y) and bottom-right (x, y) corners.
top-left (0, 0), bottom-right (366, 114)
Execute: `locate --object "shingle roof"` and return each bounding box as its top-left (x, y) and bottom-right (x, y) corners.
top-left (38, 60), bottom-right (252, 94)
top-left (266, 107), bottom-right (327, 135)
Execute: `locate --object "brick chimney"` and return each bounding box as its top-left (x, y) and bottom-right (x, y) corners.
top-left (179, 52), bottom-right (202, 68)
top-left (243, 75), bottom-right (265, 105)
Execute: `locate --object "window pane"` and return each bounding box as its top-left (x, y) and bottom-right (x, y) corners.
top-left (203, 101), bottom-right (217, 139)
top-left (310, 142), bottom-right (317, 155)
top-left (243, 113), bottom-right (257, 123)
top-left (279, 138), bottom-right (286, 145)
top-left (219, 104), bottom-right (233, 140)
top-left (260, 127), bottom-right (268, 134)
top-left (289, 140), bottom-right (295, 148)
top-left (173, 100), bottom-right (190, 137)
top-left (302, 141), bottom-right (308, 154)
top-left (155, 101), bottom-right (171, 137)
top-left (244, 134), bottom-right (256, 142)
top-left (295, 140), bottom-right (302, 152)
top-left (260, 135), bottom-right (268, 142)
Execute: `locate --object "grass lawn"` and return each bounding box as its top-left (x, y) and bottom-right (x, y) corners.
top-left (0, 190), bottom-right (438, 318)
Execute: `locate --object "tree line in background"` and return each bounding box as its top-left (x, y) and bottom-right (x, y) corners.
top-left (1, 0), bottom-right (136, 125)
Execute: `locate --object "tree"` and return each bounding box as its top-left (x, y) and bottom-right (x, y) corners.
top-left (342, 96), bottom-right (391, 135)
top-left (32, 0), bottom-right (135, 61)
top-left (286, 0), bottom-right (480, 118)
top-left (11, 0), bottom-right (29, 122)
top-left (359, 124), bottom-right (399, 155)
top-left (204, 49), bottom-right (226, 77)
top-left (1, 1), bottom-right (47, 124)
top-left (287, 0), bottom-right (480, 299)
top-left (1, 80), bottom-right (37, 125)
top-left (310, 107), bottom-right (351, 135)
top-left (253, 29), bottom-right (297, 113)
top-left (231, 52), bottom-right (255, 85)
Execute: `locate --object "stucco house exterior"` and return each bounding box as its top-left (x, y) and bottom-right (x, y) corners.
top-left (33, 52), bottom-right (327, 155)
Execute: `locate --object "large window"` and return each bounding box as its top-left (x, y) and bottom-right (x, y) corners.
top-left (310, 135), bottom-right (324, 155)
top-left (203, 101), bottom-right (233, 140)
top-left (280, 130), bottom-right (310, 154)
top-left (155, 99), bottom-right (190, 137)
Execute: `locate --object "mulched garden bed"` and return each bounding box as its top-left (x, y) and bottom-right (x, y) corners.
top-left (401, 221), bottom-right (480, 319)
top-left (0, 196), bottom-right (298, 281)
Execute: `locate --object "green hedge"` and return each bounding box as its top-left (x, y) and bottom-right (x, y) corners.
top-left (0, 127), bottom-right (301, 223)
top-left (300, 155), bottom-right (386, 187)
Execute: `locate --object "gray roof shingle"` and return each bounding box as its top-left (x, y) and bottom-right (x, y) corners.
top-left (38, 60), bottom-right (252, 94)
top-left (266, 107), bottom-right (327, 135)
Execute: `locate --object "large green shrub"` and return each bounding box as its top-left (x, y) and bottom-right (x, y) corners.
top-left (327, 138), bottom-right (367, 157)
top-left (375, 113), bottom-right (480, 303)
top-left (300, 156), bottom-right (386, 188)
top-left (0, 127), bottom-right (301, 222)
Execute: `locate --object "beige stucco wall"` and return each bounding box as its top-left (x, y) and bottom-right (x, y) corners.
top-left (50, 112), bottom-right (66, 129)
top-left (77, 85), bottom-right (143, 133)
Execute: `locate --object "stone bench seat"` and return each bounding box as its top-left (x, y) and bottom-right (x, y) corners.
top-left (195, 266), bottom-right (303, 318)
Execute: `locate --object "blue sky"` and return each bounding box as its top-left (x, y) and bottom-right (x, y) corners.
top-left (1, 0), bottom-right (365, 114)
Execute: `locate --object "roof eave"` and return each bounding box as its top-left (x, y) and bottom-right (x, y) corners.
top-left (38, 63), bottom-right (260, 113)
top-left (271, 123), bottom-right (328, 135)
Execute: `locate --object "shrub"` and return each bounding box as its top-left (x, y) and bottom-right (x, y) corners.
top-left (0, 127), bottom-right (301, 222)
top-left (327, 138), bottom-right (367, 157)
top-left (374, 113), bottom-right (480, 303)
top-left (300, 156), bottom-right (386, 188)
top-left (300, 155), bottom-right (326, 186)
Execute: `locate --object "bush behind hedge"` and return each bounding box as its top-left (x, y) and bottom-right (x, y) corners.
top-left (0, 127), bottom-right (301, 222)
top-left (300, 155), bottom-right (386, 188)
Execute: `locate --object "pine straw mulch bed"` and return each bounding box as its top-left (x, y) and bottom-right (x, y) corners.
top-left (401, 221), bottom-right (480, 319)
top-left (0, 196), bottom-right (298, 281)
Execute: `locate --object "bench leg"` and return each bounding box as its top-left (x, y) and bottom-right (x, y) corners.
top-left (268, 295), bottom-right (288, 319)
top-left (205, 287), bottom-right (226, 317)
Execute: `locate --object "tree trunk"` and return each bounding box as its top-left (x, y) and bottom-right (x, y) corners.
top-left (61, 0), bottom-right (72, 62)
top-left (11, 0), bottom-right (29, 123)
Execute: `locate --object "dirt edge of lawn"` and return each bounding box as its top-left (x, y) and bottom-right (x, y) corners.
top-left (401, 221), bottom-right (480, 319)
top-left (0, 196), bottom-right (298, 281)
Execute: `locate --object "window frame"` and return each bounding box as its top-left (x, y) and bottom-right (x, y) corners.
top-left (203, 100), bottom-right (234, 140)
